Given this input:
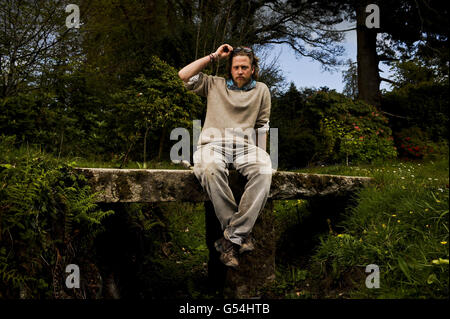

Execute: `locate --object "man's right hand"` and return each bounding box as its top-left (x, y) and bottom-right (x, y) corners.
top-left (215, 44), bottom-right (233, 60)
top-left (178, 44), bottom-right (233, 82)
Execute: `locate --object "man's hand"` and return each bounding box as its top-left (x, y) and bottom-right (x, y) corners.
top-left (178, 44), bottom-right (233, 82)
top-left (215, 44), bottom-right (233, 60)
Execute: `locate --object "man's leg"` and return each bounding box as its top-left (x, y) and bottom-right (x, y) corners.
top-left (224, 143), bottom-right (272, 246)
top-left (193, 143), bottom-right (242, 267)
top-left (193, 143), bottom-right (237, 230)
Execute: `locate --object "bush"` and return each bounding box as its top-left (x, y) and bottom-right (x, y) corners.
top-left (382, 81), bottom-right (449, 142)
top-left (276, 128), bottom-right (323, 169)
top-left (394, 126), bottom-right (448, 160)
top-left (272, 87), bottom-right (397, 168)
top-left (311, 91), bottom-right (397, 164)
top-left (0, 136), bottom-right (113, 298)
top-left (108, 55), bottom-right (203, 164)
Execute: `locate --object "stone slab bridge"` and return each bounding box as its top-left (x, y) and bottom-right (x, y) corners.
top-left (74, 167), bottom-right (373, 298)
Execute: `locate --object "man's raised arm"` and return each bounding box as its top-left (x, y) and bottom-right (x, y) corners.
top-left (178, 44), bottom-right (233, 82)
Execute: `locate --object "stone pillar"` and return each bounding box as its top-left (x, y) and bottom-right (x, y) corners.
top-left (223, 200), bottom-right (276, 298)
top-left (205, 171), bottom-right (277, 299)
top-left (205, 200), bottom-right (227, 296)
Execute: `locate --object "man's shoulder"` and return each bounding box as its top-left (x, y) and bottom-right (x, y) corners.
top-left (255, 81), bottom-right (270, 92)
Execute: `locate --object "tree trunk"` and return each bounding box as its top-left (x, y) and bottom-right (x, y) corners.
top-left (120, 137), bottom-right (136, 169)
top-left (143, 126), bottom-right (150, 169)
top-left (157, 125), bottom-right (166, 161)
top-left (356, 2), bottom-right (381, 108)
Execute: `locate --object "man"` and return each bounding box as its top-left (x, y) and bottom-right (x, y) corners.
top-left (178, 44), bottom-right (272, 268)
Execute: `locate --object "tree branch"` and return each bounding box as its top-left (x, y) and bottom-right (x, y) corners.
top-left (380, 110), bottom-right (412, 119)
top-left (380, 77), bottom-right (398, 85)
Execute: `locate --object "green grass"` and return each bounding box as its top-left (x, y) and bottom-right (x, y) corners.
top-left (269, 157), bottom-right (449, 299)
top-left (67, 157), bottom-right (188, 170)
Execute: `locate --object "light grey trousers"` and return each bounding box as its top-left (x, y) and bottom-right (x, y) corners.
top-left (193, 141), bottom-right (272, 246)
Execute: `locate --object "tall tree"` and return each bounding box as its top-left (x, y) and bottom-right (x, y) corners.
top-left (299, 0), bottom-right (448, 108)
top-left (355, 1), bottom-right (381, 107)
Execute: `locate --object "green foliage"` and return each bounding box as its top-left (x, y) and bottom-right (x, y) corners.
top-left (315, 233), bottom-right (368, 267)
top-left (108, 202), bottom-right (210, 298)
top-left (270, 84), bottom-right (316, 168)
top-left (270, 265), bottom-right (311, 299)
top-left (394, 126), bottom-right (449, 160)
top-left (0, 77), bottom-right (108, 159)
top-left (272, 86), bottom-right (397, 168)
top-left (322, 115), bottom-right (397, 164)
top-left (0, 55), bottom-right (203, 164)
top-left (341, 59), bottom-right (358, 99)
top-left (313, 91), bottom-right (397, 164)
top-left (0, 92), bottom-right (57, 150)
top-left (310, 158), bottom-right (449, 298)
top-left (112, 55), bottom-right (202, 130)
top-left (382, 80), bottom-right (449, 143)
top-left (110, 55), bottom-right (203, 165)
top-left (381, 60), bottom-right (449, 162)
top-left (0, 136), bottom-right (113, 298)
top-left (389, 60), bottom-right (445, 88)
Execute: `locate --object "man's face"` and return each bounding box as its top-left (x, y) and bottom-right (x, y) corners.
top-left (231, 55), bottom-right (254, 88)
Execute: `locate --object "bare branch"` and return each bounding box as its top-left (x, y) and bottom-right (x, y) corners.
top-left (380, 110), bottom-right (412, 119)
top-left (380, 76), bottom-right (398, 85)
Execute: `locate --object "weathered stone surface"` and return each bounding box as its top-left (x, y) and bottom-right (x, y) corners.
top-left (74, 168), bottom-right (373, 203)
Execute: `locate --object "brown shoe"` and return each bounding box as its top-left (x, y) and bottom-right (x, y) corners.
top-left (214, 237), bottom-right (227, 253)
top-left (239, 236), bottom-right (255, 254)
top-left (215, 237), bottom-right (239, 268)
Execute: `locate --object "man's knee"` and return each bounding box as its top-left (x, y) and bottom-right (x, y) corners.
top-left (249, 151), bottom-right (273, 177)
top-left (256, 149), bottom-right (273, 175)
top-left (194, 161), bottom-right (227, 179)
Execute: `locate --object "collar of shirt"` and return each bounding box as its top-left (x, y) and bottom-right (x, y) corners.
top-left (226, 78), bottom-right (256, 91)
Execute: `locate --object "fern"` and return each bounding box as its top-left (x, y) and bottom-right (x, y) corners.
top-left (0, 141), bottom-right (114, 298)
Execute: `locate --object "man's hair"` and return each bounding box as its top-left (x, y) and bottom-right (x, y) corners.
top-left (226, 46), bottom-right (260, 80)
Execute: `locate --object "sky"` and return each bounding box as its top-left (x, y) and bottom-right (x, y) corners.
top-left (265, 25), bottom-right (394, 93)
